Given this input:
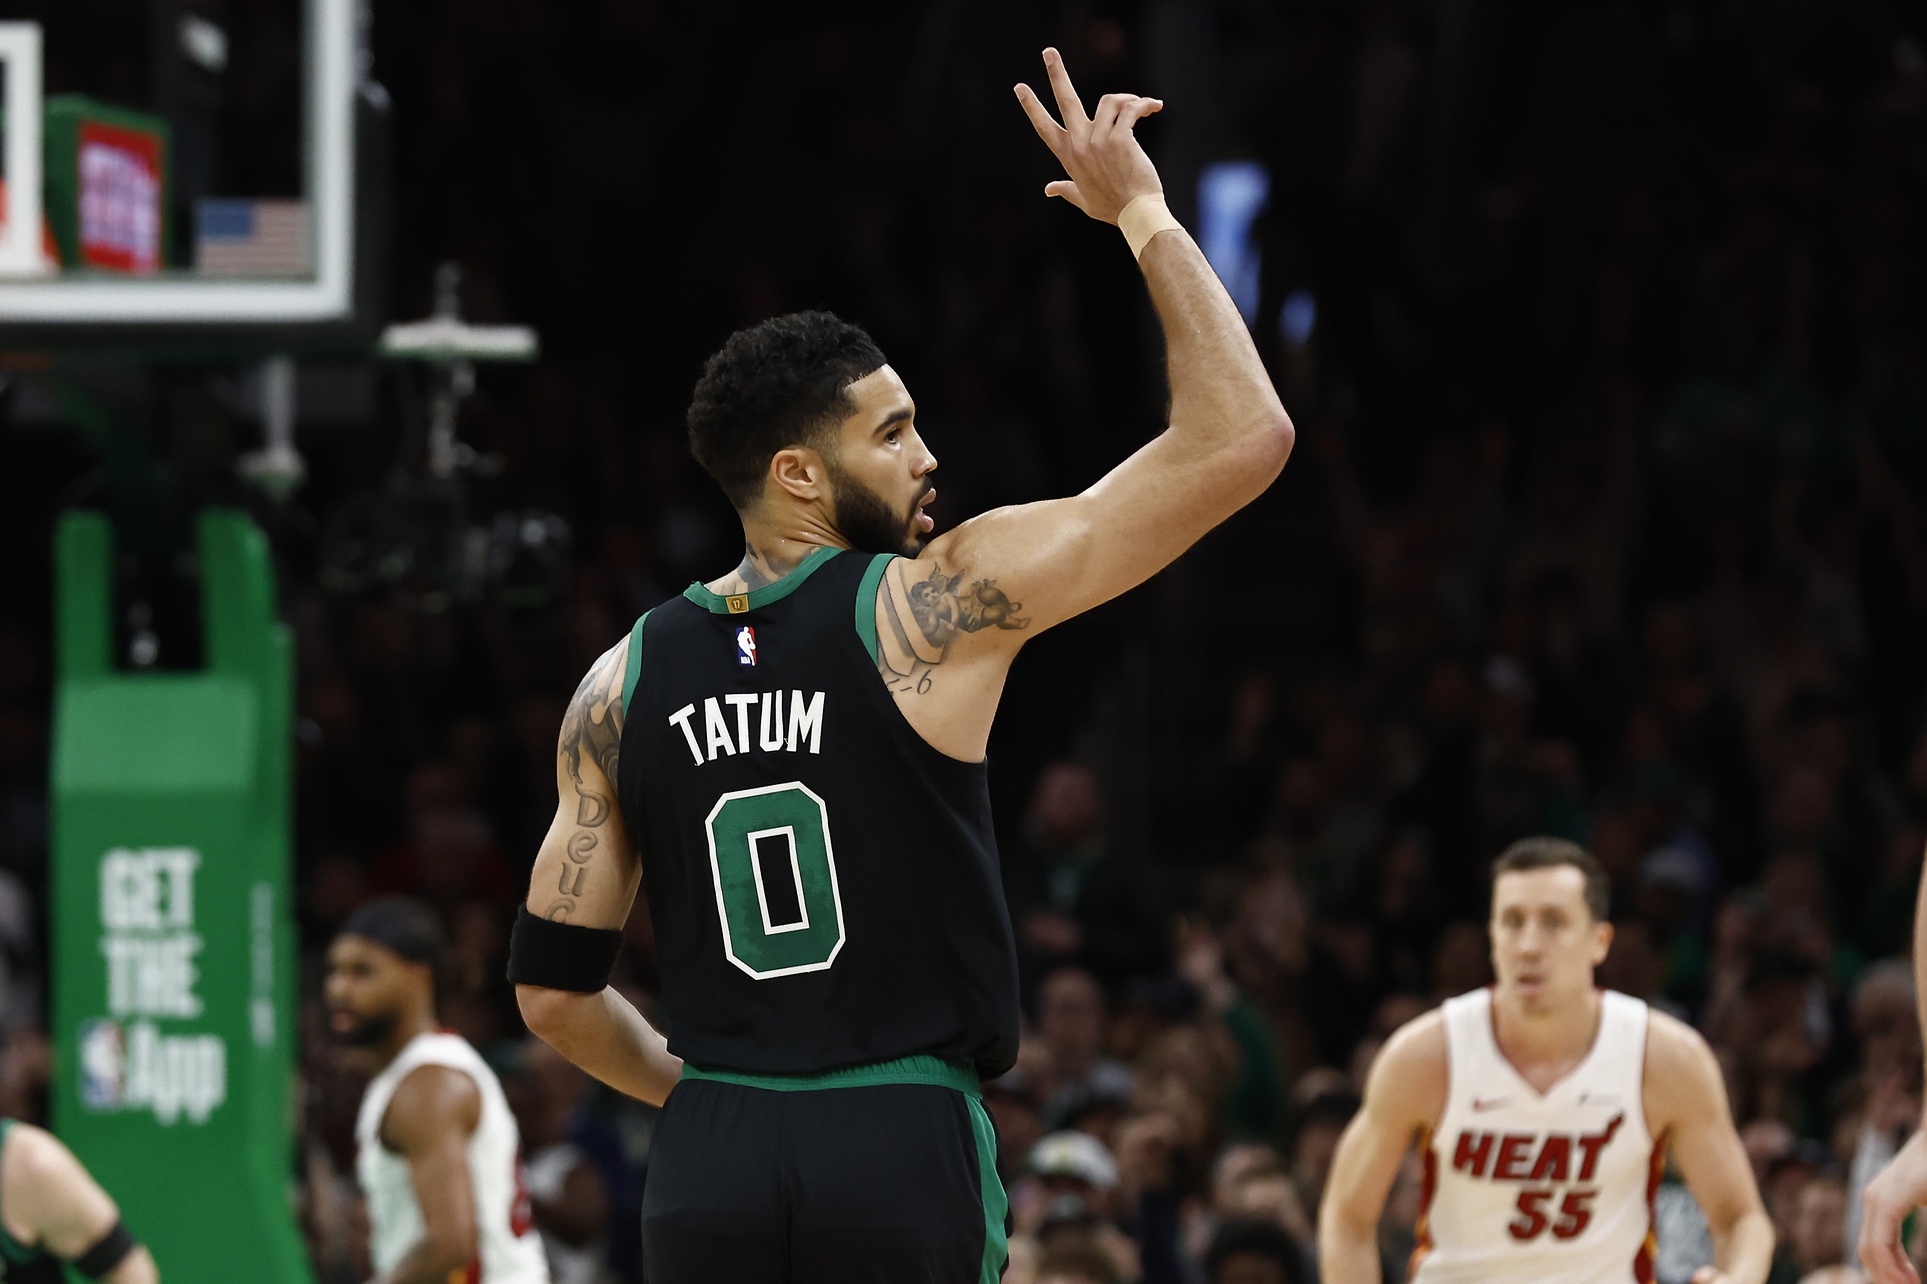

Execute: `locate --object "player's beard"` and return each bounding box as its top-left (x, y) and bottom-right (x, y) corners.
top-left (827, 458), bottom-right (930, 556)
top-left (329, 1009), bottom-right (397, 1048)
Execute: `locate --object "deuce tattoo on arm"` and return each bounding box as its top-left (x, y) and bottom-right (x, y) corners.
top-left (876, 562), bottom-right (1029, 695)
top-left (545, 642), bottom-right (627, 920)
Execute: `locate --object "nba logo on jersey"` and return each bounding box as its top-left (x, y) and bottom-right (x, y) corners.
top-left (736, 626), bottom-right (758, 666)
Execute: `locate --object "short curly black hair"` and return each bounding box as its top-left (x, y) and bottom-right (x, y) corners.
top-left (687, 311), bottom-right (888, 509)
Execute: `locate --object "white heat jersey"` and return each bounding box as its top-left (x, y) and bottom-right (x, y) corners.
top-left (355, 1031), bottom-right (550, 1284)
top-left (1410, 989), bottom-right (1661, 1284)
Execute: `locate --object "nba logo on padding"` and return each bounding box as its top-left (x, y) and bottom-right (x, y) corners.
top-left (736, 626), bottom-right (758, 666)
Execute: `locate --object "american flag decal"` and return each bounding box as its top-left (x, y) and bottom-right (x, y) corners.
top-left (195, 199), bottom-right (312, 278)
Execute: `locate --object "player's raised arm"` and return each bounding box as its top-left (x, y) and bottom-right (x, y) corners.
top-left (1645, 1012), bottom-right (1774, 1284)
top-left (1859, 836), bottom-right (1927, 1284)
top-left (512, 639), bottom-right (682, 1104)
top-left (1319, 1012), bottom-right (1448, 1284)
top-left (905, 49), bottom-right (1291, 637)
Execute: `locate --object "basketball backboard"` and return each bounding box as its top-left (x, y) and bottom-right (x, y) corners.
top-left (0, 0), bottom-right (378, 347)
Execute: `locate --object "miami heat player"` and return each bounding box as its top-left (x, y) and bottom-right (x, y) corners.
top-left (327, 899), bottom-right (552, 1284)
top-left (1319, 838), bottom-right (1773, 1284)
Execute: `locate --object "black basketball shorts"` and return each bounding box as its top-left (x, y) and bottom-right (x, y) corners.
top-left (640, 1054), bottom-right (1008, 1284)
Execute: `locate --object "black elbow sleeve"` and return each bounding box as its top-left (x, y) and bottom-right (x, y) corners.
top-left (507, 904), bottom-right (623, 992)
top-left (71, 1221), bottom-right (138, 1279)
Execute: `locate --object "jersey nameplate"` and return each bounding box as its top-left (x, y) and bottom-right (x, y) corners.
top-left (668, 690), bottom-right (826, 764)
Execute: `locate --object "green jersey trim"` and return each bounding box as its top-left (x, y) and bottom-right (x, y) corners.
top-left (620, 609), bottom-right (651, 718)
top-left (680, 1052), bottom-right (979, 1097)
top-left (854, 553), bottom-right (895, 665)
top-left (682, 546), bottom-right (842, 615)
top-left (0, 1118), bottom-right (39, 1264)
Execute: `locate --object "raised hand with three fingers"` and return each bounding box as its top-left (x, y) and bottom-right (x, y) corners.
top-left (1012, 47), bottom-right (1164, 225)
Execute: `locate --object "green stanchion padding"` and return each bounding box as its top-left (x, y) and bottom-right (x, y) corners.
top-left (51, 510), bottom-right (313, 1284)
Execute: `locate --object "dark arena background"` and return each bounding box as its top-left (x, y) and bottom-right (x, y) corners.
top-left (1, 1), bottom-right (1925, 1282)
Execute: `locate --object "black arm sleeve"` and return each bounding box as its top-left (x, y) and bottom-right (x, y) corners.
top-left (71, 1221), bottom-right (137, 1279)
top-left (507, 904), bottom-right (623, 992)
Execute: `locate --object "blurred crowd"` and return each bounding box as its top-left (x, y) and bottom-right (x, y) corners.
top-left (4, 1), bottom-right (1927, 1283)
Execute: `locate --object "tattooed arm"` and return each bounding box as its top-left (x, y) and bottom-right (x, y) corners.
top-left (960, 50), bottom-right (1291, 628)
top-left (544, 640), bottom-right (630, 923)
top-left (876, 53), bottom-right (1291, 759)
top-left (874, 561), bottom-right (1031, 700)
top-left (515, 640), bottom-right (682, 1105)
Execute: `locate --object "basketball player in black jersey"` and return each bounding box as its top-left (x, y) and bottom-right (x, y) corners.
top-left (509, 48), bottom-right (1294, 1284)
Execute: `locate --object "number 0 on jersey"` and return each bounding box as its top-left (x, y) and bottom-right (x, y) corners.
top-left (704, 782), bottom-right (847, 979)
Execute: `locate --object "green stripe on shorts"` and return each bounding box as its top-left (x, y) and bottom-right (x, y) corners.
top-left (965, 1093), bottom-right (1009, 1284)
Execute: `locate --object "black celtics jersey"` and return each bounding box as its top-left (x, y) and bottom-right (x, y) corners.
top-left (614, 546), bottom-right (1020, 1080)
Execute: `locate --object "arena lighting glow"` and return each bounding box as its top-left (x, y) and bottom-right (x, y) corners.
top-left (0, 0), bottom-right (356, 323)
top-left (1197, 160), bottom-right (1269, 325)
top-left (1280, 288), bottom-right (1317, 347)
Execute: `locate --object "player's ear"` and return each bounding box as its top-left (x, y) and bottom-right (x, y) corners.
top-left (768, 446), bottom-right (827, 504)
top-left (1590, 918), bottom-right (1614, 968)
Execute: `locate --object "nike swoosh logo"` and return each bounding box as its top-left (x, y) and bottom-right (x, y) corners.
top-left (1471, 1097), bottom-right (1511, 1112)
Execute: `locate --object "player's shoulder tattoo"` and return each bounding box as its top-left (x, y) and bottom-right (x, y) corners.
top-left (562, 640), bottom-right (626, 801)
top-left (875, 558), bottom-right (1029, 696)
